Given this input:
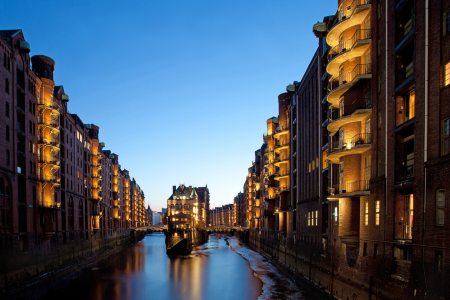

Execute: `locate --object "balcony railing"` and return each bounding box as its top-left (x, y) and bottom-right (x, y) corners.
top-left (274, 169), bottom-right (290, 177)
top-left (38, 100), bottom-right (60, 111)
top-left (339, 63), bottom-right (372, 85)
top-left (39, 174), bottom-right (60, 184)
top-left (328, 29), bottom-right (372, 61)
top-left (38, 155), bottom-right (60, 165)
top-left (329, 98), bottom-right (372, 121)
top-left (274, 139), bottom-right (290, 148)
top-left (37, 117), bottom-right (59, 127)
top-left (275, 185), bottom-right (290, 193)
top-left (38, 138), bottom-right (59, 147)
top-left (398, 165), bottom-right (414, 181)
top-left (329, 180), bottom-right (369, 195)
top-left (337, 0), bottom-right (371, 23)
top-left (274, 154), bottom-right (289, 163)
top-left (330, 133), bottom-right (372, 153)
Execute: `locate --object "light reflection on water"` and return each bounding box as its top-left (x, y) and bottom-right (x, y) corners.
top-left (48, 233), bottom-right (262, 300)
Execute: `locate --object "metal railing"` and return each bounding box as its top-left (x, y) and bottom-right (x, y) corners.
top-left (38, 100), bottom-right (60, 111)
top-left (38, 155), bottom-right (59, 165)
top-left (328, 29), bottom-right (372, 60)
top-left (274, 154), bottom-right (289, 163)
top-left (398, 165), bottom-right (414, 181)
top-left (275, 185), bottom-right (290, 193)
top-left (339, 63), bottom-right (372, 85)
top-left (37, 117), bottom-right (59, 127)
top-left (330, 133), bottom-right (372, 153)
top-left (274, 169), bottom-right (290, 177)
top-left (38, 138), bottom-right (59, 147)
top-left (275, 139), bottom-right (290, 148)
top-left (337, 0), bottom-right (371, 23)
top-left (329, 98), bottom-right (372, 121)
top-left (39, 174), bottom-right (60, 183)
top-left (329, 180), bottom-right (369, 195)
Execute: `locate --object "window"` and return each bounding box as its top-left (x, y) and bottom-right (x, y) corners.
top-left (363, 243), bottom-right (368, 256)
top-left (364, 202), bottom-right (369, 226)
top-left (435, 251), bottom-right (443, 273)
top-left (374, 244), bottom-right (379, 259)
top-left (444, 9), bottom-right (450, 36)
top-left (5, 102), bottom-right (9, 117)
top-left (378, 150), bottom-right (383, 176)
top-left (334, 206), bottom-right (338, 225)
top-left (339, 203), bottom-right (342, 226)
top-left (378, 111), bottom-right (382, 129)
top-left (378, 3), bottom-right (382, 20)
top-left (375, 200), bottom-right (380, 226)
top-left (6, 150), bottom-right (10, 165)
top-left (436, 190), bottom-right (445, 226)
top-left (378, 75), bottom-right (381, 93)
top-left (308, 212), bottom-right (311, 226)
top-left (377, 38), bottom-right (381, 56)
top-left (5, 78), bottom-right (9, 94)
top-left (445, 62), bottom-right (450, 86)
top-left (5, 126), bottom-right (9, 141)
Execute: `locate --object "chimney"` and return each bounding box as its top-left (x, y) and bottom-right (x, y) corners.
top-left (173, 186), bottom-right (176, 194)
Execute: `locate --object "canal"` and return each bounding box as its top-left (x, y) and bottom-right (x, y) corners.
top-left (35, 232), bottom-right (323, 300)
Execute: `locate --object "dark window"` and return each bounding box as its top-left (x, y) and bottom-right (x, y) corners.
top-left (374, 244), bottom-right (379, 259)
top-left (6, 126), bottom-right (9, 141)
top-left (442, 119), bottom-right (450, 155)
top-left (363, 243), bottom-right (368, 256)
top-left (444, 9), bottom-right (450, 35)
top-left (435, 251), bottom-right (443, 273)
top-left (5, 78), bottom-right (9, 94)
top-left (5, 102), bottom-right (9, 117)
top-left (28, 100), bottom-right (32, 113)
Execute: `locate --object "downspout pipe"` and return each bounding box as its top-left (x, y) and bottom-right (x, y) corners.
top-left (422, 0), bottom-right (429, 298)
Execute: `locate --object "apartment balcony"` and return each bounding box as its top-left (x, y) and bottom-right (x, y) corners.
top-left (328, 133), bottom-right (372, 163)
top-left (92, 186), bottom-right (102, 191)
top-left (275, 185), bottom-right (290, 194)
top-left (263, 133), bottom-right (272, 140)
top-left (91, 153), bottom-right (102, 159)
top-left (37, 100), bottom-right (60, 115)
top-left (39, 174), bottom-right (61, 185)
top-left (327, 98), bottom-right (372, 135)
top-left (38, 155), bottom-right (60, 168)
top-left (92, 174), bottom-right (102, 180)
top-left (273, 126), bottom-right (289, 138)
top-left (274, 139), bottom-right (290, 151)
top-left (37, 117), bottom-right (60, 133)
top-left (274, 154), bottom-right (289, 166)
top-left (327, 29), bottom-right (371, 77)
top-left (328, 180), bottom-right (370, 199)
top-left (92, 164), bottom-right (102, 171)
top-left (326, 0), bottom-right (372, 48)
top-left (38, 138), bottom-right (60, 151)
top-left (327, 64), bottom-right (372, 107)
top-left (274, 169), bottom-right (290, 180)
top-left (39, 201), bottom-right (61, 210)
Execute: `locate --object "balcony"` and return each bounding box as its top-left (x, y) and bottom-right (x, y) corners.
top-left (327, 64), bottom-right (372, 106)
top-left (273, 126), bottom-right (289, 138)
top-left (39, 202), bottom-right (61, 210)
top-left (274, 139), bottom-right (290, 151)
top-left (38, 155), bottom-right (60, 168)
top-left (326, 0), bottom-right (372, 48)
top-left (92, 164), bottom-right (102, 171)
top-left (274, 169), bottom-right (290, 180)
top-left (397, 165), bottom-right (414, 183)
top-left (38, 138), bottom-right (60, 151)
top-left (327, 29), bottom-right (372, 77)
top-left (39, 174), bottom-right (61, 185)
top-left (274, 154), bottom-right (289, 166)
top-left (92, 186), bottom-right (102, 191)
top-left (37, 100), bottom-right (60, 114)
top-left (328, 180), bottom-right (370, 199)
top-left (328, 133), bottom-right (372, 163)
top-left (327, 98), bottom-right (372, 135)
top-left (275, 185), bottom-right (290, 193)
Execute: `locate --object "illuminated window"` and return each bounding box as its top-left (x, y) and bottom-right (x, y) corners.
top-left (339, 203), bottom-right (342, 226)
top-left (307, 212), bottom-right (311, 226)
top-left (445, 62), bottom-right (450, 86)
top-left (334, 207), bottom-right (338, 225)
top-left (315, 210), bottom-right (318, 226)
top-left (364, 202), bottom-right (369, 226)
top-left (375, 200), bottom-right (380, 226)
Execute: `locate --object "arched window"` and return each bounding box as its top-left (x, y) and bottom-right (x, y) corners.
top-left (5, 78), bottom-right (9, 94)
top-left (170, 204), bottom-right (174, 209)
top-left (6, 150), bottom-right (10, 165)
top-left (6, 126), bottom-right (9, 141)
top-left (5, 102), bottom-right (9, 117)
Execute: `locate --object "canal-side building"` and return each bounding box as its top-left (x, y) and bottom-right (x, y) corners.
top-left (239, 1), bottom-right (450, 299)
top-left (0, 28), bottom-right (147, 291)
top-left (167, 185), bottom-right (208, 230)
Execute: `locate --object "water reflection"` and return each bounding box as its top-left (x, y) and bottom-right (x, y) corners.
top-left (44, 233), bottom-right (262, 300)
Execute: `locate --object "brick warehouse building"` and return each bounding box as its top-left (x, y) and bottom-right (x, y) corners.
top-left (236, 1), bottom-right (450, 299)
top-left (0, 29), bottom-right (146, 290)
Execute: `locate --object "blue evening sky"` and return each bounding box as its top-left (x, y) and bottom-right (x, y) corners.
top-left (1, 0), bottom-right (336, 212)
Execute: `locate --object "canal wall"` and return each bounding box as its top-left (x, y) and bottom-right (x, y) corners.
top-left (248, 230), bottom-right (401, 300)
top-left (0, 229), bottom-right (146, 297)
